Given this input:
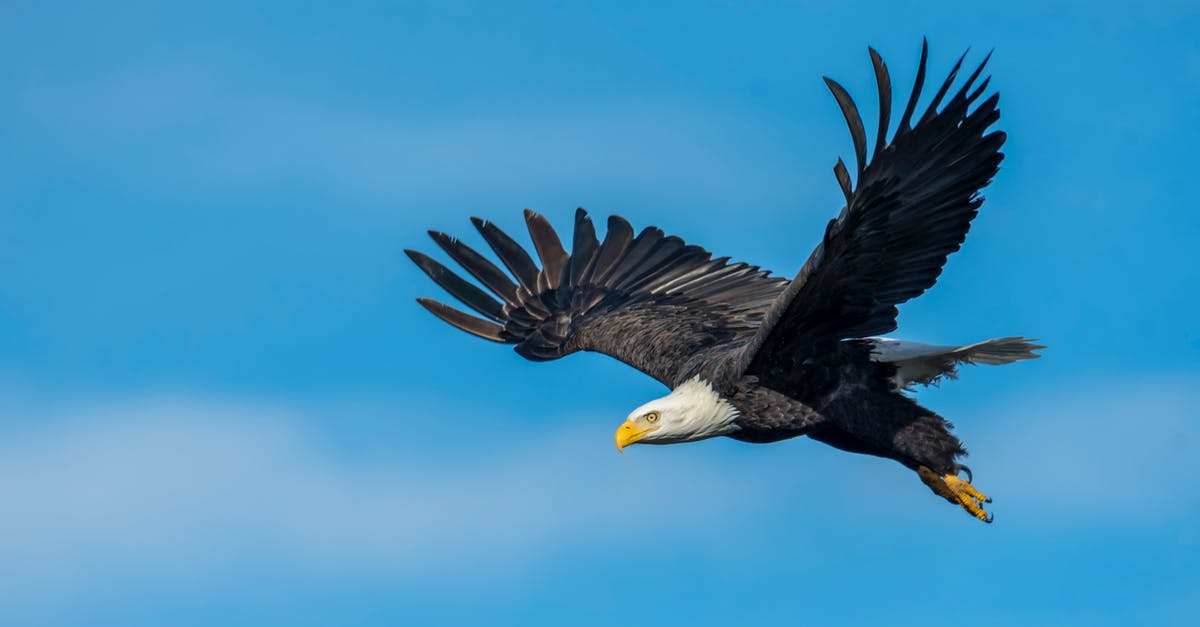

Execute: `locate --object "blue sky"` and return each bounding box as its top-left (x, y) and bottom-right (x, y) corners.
top-left (1, 1), bottom-right (1198, 625)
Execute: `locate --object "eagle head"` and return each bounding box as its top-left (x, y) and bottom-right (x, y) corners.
top-left (614, 376), bottom-right (741, 450)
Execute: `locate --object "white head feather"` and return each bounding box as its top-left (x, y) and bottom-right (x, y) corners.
top-left (622, 376), bottom-right (741, 445)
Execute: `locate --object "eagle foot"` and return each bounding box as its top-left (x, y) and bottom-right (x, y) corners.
top-left (917, 466), bottom-right (993, 523)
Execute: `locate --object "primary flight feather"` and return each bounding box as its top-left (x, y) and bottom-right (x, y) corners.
top-left (406, 41), bottom-right (1042, 523)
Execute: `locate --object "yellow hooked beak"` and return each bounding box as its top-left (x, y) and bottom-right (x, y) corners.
top-left (615, 419), bottom-right (659, 452)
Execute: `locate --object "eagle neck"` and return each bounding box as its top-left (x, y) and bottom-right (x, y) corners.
top-left (670, 376), bottom-right (741, 439)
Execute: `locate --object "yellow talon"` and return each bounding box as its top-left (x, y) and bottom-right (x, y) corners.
top-left (946, 474), bottom-right (990, 504)
top-left (918, 466), bottom-right (994, 523)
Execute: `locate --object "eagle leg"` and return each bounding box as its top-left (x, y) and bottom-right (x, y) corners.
top-left (917, 466), bottom-right (993, 523)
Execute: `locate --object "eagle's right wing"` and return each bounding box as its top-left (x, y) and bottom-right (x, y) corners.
top-left (407, 209), bottom-right (785, 387)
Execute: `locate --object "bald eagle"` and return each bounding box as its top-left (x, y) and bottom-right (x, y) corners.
top-left (406, 42), bottom-right (1042, 523)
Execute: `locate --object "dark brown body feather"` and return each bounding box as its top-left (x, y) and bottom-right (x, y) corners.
top-left (407, 41), bottom-right (1008, 478)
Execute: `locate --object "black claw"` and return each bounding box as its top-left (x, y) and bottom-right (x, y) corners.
top-left (957, 464), bottom-right (973, 483)
top-left (984, 496), bottom-right (993, 504)
top-left (984, 512), bottom-right (994, 524)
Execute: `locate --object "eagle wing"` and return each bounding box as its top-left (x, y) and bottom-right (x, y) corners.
top-left (407, 209), bottom-right (786, 386)
top-left (743, 41), bottom-right (1006, 376)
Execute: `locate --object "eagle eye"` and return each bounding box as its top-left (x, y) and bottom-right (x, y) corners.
top-left (644, 411), bottom-right (660, 423)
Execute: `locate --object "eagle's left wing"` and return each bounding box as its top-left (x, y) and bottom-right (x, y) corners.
top-left (407, 209), bottom-right (786, 386)
top-left (742, 42), bottom-right (1006, 378)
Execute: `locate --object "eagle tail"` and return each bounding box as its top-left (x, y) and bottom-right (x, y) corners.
top-left (870, 336), bottom-right (1044, 389)
top-left (953, 336), bottom-right (1045, 366)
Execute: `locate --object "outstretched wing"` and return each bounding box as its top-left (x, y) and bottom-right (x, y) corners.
top-left (745, 41), bottom-right (1006, 375)
top-left (407, 209), bottom-right (785, 386)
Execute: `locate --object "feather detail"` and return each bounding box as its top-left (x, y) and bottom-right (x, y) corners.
top-left (416, 298), bottom-right (508, 343)
top-left (405, 249), bottom-right (505, 321)
top-left (471, 216), bottom-right (540, 292)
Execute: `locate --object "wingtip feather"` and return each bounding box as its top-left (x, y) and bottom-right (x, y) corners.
top-left (868, 46), bottom-right (892, 158)
top-left (824, 77), bottom-right (868, 175)
top-left (416, 297), bottom-right (509, 343)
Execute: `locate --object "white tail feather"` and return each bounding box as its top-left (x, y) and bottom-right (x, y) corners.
top-left (870, 336), bottom-right (1044, 390)
top-left (952, 336), bottom-right (1045, 366)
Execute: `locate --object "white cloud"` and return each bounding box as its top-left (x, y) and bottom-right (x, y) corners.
top-left (0, 394), bottom-right (779, 604)
top-left (0, 374), bottom-right (1194, 608)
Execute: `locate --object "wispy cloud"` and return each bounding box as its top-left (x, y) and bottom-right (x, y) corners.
top-left (1, 374), bottom-right (1195, 609)
top-left (0, 394), bottom-right (777, 604)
